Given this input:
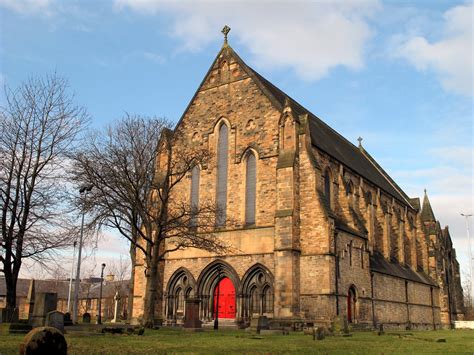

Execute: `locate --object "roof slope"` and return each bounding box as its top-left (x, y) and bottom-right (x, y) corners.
top-left (247, 65), bottom-right (413, 208)
top-left (174, 43), bottom-right (413, 208)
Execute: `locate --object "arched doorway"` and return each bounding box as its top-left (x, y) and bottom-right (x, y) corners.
top-left (347, 286), bottom-right (357, 323)
top-left (213, 277), bottom-right (236, 319)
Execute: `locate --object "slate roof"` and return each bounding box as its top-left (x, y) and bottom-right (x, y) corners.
top-left (175, 43), bottom-right (415, 209)
top-left (0, 277), bottom-right (129, 299)
top-left (245, 59), bottom-right (414, 209)
top-left (369, 252), bottom-right (436, 286)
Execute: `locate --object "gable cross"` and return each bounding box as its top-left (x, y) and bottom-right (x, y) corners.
top-left (357, 137), bottom-right (363, 147)
top-left (222, 25), bottom-right (231, 44)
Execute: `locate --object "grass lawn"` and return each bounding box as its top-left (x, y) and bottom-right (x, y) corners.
top-left (0, 328), bottom-right (473, 354)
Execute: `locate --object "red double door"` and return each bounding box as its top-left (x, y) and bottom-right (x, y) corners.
top-left (213, 277), bottom-right (236, 319)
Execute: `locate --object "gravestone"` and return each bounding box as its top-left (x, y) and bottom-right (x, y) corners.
top-left (184, 298), bottom-right (202, 330)
top-left (45, 311), bottom-right (64, 333)
top-left (342, 316), bottom-right (349, 332)
top-left (248, 315), bottom-right (269, 334)
top-left (63, 312), bottom-right (72, 326)
top-left (19, 326), bottom-right (67, 355)
top-left (342, 316), bottom-right (351, 337)
top-left (82, 312), bottom-right (91, 324)
top-left (332, 316), bottom-right (342, 333)
top-left (30, 293), bottom-right (57, 327)
top-left (316, 327), bottom-right (325, 340)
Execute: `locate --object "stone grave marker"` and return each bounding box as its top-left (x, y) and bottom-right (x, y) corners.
top-left (45, 311), bottom-right (64, 333)
top-left (342, 316), bottom-right (351, 336)
top-left (20, 326), bottom-right (67, 355)
top-left (184, 298), bottom-right (202, 330)
top-left (63, 312), bottom-right (72, 326)
top-left (82, 312), bottom-right (91, 324)
top-left (30, 293), bottom-right (57, 327)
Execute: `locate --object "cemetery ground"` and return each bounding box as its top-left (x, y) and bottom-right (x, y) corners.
top-left (0, 327), bottom-right (473, 354)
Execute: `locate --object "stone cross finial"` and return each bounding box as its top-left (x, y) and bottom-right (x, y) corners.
top-left (357, 137), bottom-right (363, 147)
top-left (222, 25), bottom-right (231, 44)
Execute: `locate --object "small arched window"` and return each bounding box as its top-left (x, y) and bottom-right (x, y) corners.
top-left (262, 285), bottom-right (273, 313)
top-left (324, 169), bottom-right (332, 208)
top-left (250, 286), bottom-right (259, 315)
top-left (245, 152), bottom-right (257, 225)
top-left (190, 165), bottom-right (200, 226)
top-left (216, 123), bottom-right (229, 226)
top-left (176, 288), bottom-right (184, 313)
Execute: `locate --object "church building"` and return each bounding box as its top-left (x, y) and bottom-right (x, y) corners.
top-left (133, 29), bottom-right (464, 329)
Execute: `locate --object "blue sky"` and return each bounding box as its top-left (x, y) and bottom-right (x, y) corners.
top-left (1, 0), bottom-right (472, 281)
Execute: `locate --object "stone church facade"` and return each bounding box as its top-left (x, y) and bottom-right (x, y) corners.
top-left (133, 39), bottom-right (464, 329)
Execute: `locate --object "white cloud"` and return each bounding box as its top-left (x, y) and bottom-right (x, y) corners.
top-left (0, 0), bottom-right (53, 15)
top-left (394, 2), bottom-right (473, 96)
top-left (114, 0), bottom-right (381, 80)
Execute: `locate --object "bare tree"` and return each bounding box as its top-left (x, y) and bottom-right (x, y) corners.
top-left (71, 115), bottom-right (228, 326)
top-left (462, 270), bottom-right (473, 320)
top-left (0, 75), bottom-right (88, 321)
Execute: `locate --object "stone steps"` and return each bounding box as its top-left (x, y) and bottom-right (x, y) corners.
top-left (202, 319), bottom-right (238, 330)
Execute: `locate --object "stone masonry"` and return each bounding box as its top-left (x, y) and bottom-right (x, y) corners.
top-left (132, 37), bottom-right (464, 329)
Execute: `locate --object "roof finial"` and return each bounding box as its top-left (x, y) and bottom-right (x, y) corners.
top-left (424, 188), bottom-right (427, 195)
top-left (357, 136), bottom-right (363, 147)
top-left (222, 25), bottom-right (231, 44)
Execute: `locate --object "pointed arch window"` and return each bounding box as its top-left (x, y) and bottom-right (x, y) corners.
top-left (216, 123), bottom-right (228, 226)
top-left (245, 152), bottom-right (257, 225)
top-left (190, 165), bottom-right (200, 226)
top-left (324, 169), bottom-right (332, 208)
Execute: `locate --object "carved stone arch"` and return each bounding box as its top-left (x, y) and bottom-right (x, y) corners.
top-left (239, 263), bottom-right (274, 294)
top-left (196, 260), bottom-right (240, 321)
top-left (239, 263), bottom-right (274, 318)
top-left (239, 145), bottom-right (261, 162)
top-left (212, 116), bottom-right (232, 135)
top-left (197, 259), bottom-right (240, 297)
top-left (347, 284), bottom-right (358, 323)
top-left (165, 267), bottom-right (196, 321)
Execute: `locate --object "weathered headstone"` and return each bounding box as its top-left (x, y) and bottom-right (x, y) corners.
top-left (19, 326), bottom-right (67, 355)
top-left (248, 315), bottom-right (269, 334)
top-left (45, 311), bottom-right (64, 333)
top-left (30, 293), bottom-right (57, 327)
top-left (82, 312), bottom-right (91, 324)
top-left (377, 323), bottom-right (384, 336)
top-left (63, 312), bottom-right (72, 326)
top-left (340, 316), bottom-right (352, 337)
top-left (332, 316), bottom-right (342, 333)
top-left (257, 316), bottom-right (269, 332)
top-left (184, 298), bottom-right (202, 330)
top-left (316, 327), bottom-right (325, 340)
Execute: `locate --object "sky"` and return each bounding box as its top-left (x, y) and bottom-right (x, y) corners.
top-left (0, 0), bottom-right (472, 283)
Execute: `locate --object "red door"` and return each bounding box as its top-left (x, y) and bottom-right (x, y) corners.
top-left (213, 277), bottom-right (236, 319)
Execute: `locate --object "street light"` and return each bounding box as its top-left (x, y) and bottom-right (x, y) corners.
top-left (214, 265), bottom-right (223, 330)
top-left (67, 241), bottom-right (77, 313)
top-left (72, 184), bottom-right (93, 324)
top-left (461, 213), bottom-right (473, 303)
top-left (97, 263), bottom-right (106, 325)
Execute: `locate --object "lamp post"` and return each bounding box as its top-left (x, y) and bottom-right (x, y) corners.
top-left (72, 184), bottom-right (93, 324)
top-left (97, 263), bottom-right (106, 325)
top-left (461, 213), bottom-right (473, 304)
top-left (67, 241), bottom-right (77, 313)
top-left (214, 265), bottom-right (222, 330)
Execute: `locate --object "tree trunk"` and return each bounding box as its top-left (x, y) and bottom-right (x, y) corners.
top-left (142, 238), bottom-right (163, 328)
top-left (127, 243), bottom-right (136, 322)
top-left (4, 269), bottom-right (19, 322)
